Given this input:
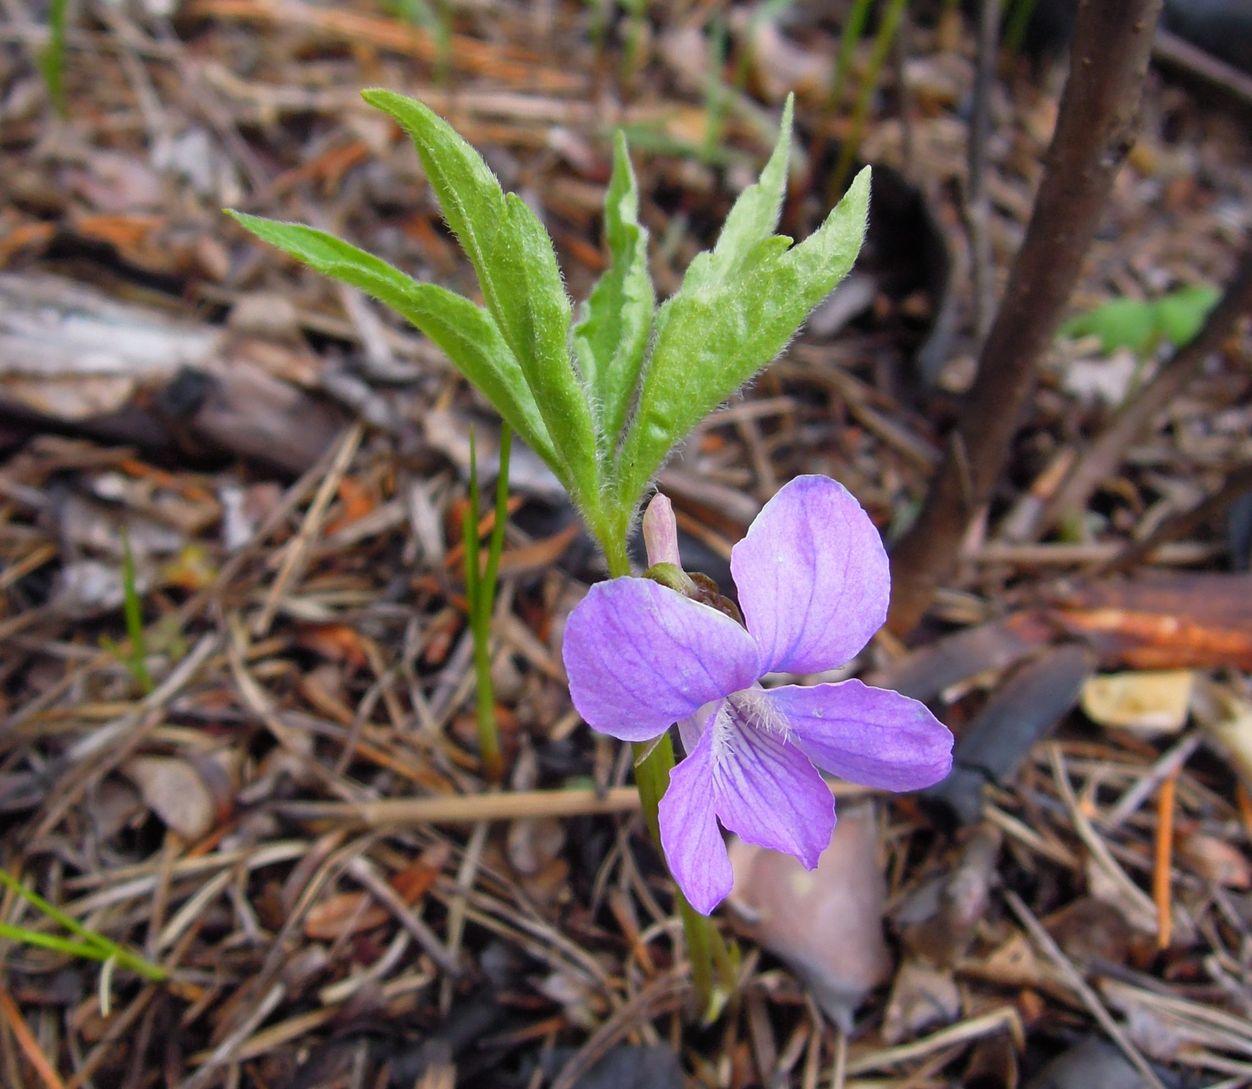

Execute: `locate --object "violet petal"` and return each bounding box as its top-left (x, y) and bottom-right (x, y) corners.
top-left (768, 680), bottom-right (954, 791)
top-left (710, 702), bottom-right (835, 869)
top-left (563, 578), bottom-right (760, 742)
top-left (658, 716), bottom-right (733, 914)
top-left (730, 475), bottom-right (889, 675)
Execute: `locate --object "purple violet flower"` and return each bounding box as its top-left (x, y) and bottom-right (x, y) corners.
top-left (562, 475), bottom-right (954, 914)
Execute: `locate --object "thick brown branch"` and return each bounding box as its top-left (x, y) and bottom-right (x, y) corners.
top-left (887, 0), bottom-right (1164, 636)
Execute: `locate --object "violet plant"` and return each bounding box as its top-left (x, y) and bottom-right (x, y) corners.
top-left (564, 476), bottom-right (953, 914)
top-left (227, 90), bottom-right (933, 1009)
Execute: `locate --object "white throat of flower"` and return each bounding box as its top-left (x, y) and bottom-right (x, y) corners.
top-left (718, 688), bottom-right (792, 748)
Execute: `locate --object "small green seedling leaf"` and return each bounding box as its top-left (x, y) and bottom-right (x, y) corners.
top-left (0, 869), bottom-right (167, 983)
top-left (1154, 284), bottom-right (1219, 347)
top-left (119, 528), bottom-right (153, 694)
top-left (360, 90), bottom-right (600, 504)
top-left (1061, 284), bottom-right (1220, 357)
top-left (1062, 297), bottom-right (1158, 356)
top-left (224, 212), bottom-right (560, 474)
top-left (574, 130), bottom-right (655, 455)
top-left (615, 166), bottom-right (871, 511)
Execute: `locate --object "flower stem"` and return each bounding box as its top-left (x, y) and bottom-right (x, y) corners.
top-left (606, 534), bottom-right (732, 1020)
top-left (632, 721), bottom-right (734, 1021)
top-left (630, 737), bottom-right (669, 845)
top-left (598, 520), bottom-right (632, 585)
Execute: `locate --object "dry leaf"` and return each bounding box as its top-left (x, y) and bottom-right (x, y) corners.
top-left (1043, 896), bottom-right (1133, 965)
top-left (123, 755), bottom-right (223, 840)
top-left (924, 645), bottom-right (1093, 826)
top-left (1023, 1036), bottom-right (1169, 1089)
top-left (1176, 830), bottom-right (1252, 888)
top-left (1060, 347), bottom-right (1139, 406)
top-left (1050, 573), bottom-right (1252, 670)
top-left (728, 803), bottom-right (890, 1031)
top-left (294, 624), bottom-right (371, 670)
top-left (964, 1030), bottom-right (1020, 1089)
top-left (882, 957), bottom-right (961, 1044)
top-left (968, 932), bottom-right (1043, 990)
top-left (1080, 670), bottom-right (1193, 734)
top-left (1192, 677), bottom-right (1252, 790)
top-left (733, 13), bottom-right (830, 101)
top-left (506, 816), bottom-right (566, 877)
top-left (898, 824), bottom-right (1000, 966)
top-left (570, 1045), bottom-right (685, 1089)
top-left (391, 842), bottom-right (451, 904)
top-left (52, 559), bottom-right (143, 616)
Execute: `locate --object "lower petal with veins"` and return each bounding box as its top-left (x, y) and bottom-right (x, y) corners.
top-left (709, 698), bottom-right (834, 869)
top-left (658, 723), bottom-right (733, 914)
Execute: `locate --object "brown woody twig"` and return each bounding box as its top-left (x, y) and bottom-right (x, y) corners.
top-left (887, 0), bottom-right (1164, 635)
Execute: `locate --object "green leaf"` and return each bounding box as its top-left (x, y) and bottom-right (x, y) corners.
top-left (1061, 297), bottom-right (1157, 356)
top-left (688, 93), bottom-right (795, 291)
top-left (360, 90), bottom-right (599, 502)
top-left (1155, 284), bottom-right (1219, 347)
top-left (224, 212), bottom-right (559, 472)
top-left (501, 193), bottom-right (597, 482)
top-left (397, 281), bottom-right (559, 470)
top-left (615, 166), bottom-right (871, 510)
top-left (1061, 284), bottom-right (1220, 357)
top-left (573, 130), bottom-right (655, 454)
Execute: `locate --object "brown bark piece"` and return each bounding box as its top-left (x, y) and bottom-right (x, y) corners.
top-left (1047, 573), bottom-right (1252, 670)
top-left (0, 273), bottom-right (346, 475)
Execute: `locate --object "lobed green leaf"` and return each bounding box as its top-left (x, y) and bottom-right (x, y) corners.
top-left (230, 94), bottom-right (876, 555)
top-left (682, 94), bottom-right (795, 294)
top-left (1061, 283), bottom-right (1220, 357)
top-left (224, 212), bottom-right (560, 472)
top-left (615, 166), bottom-right (871, 510)
top-left (361, 90), bottom-right (600, 503)
top-left (1154, 284), bottom-right (1219, 347)
top-left (574, 130), bottom-right (655, 455)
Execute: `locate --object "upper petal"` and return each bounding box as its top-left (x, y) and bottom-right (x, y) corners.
top-left (767, 680), bottom-right (954, 791)
top-left (709, 699), bottom-right (835, 869)
top-left (730, 475), bottom-right (889, 674)
top-left (562, 577), bottom-right (760, 742)
top-left (658, 713), bottom-right (733, 915)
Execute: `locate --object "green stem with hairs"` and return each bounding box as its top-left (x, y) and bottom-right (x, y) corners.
top-left (607, 553), bottom-right (734, 1020)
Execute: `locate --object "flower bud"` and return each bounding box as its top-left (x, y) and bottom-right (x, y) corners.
top-left (642, 492), bottom-right (681, 568)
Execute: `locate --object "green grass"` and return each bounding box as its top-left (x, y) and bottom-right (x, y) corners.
top-left (829, 0), bottom-right (908, 200)
top-left (38, 0), bottom-right (69, 117)
top-left (0, 868), bottom-right (168, 984)
top-left (463, 425), bottom-right (512, 784)
top-left (100, 529), bottom-right (155, 694)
